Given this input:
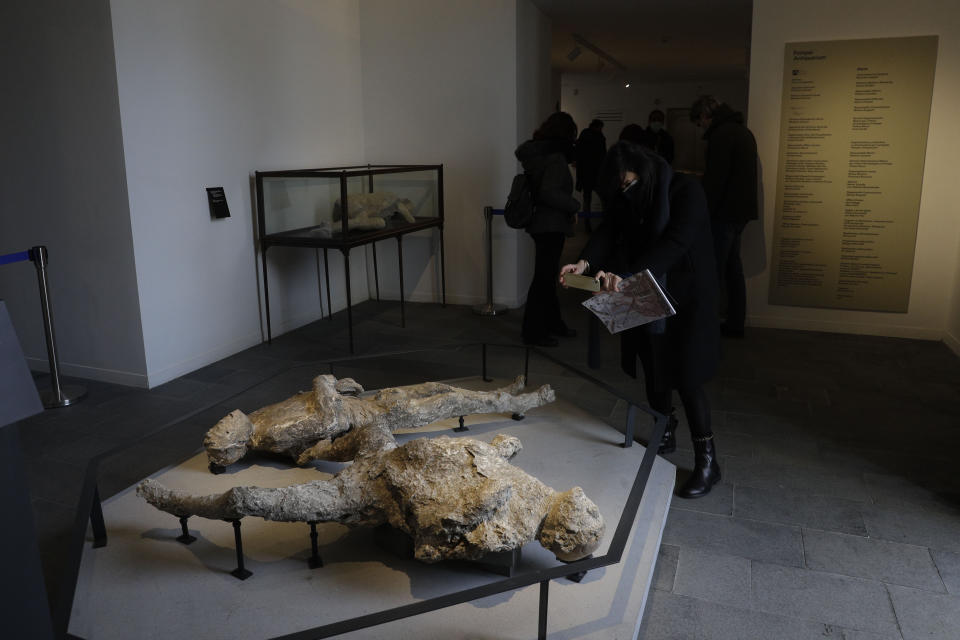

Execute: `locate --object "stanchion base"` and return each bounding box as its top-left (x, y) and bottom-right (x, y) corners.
top-left (40, 385), bottom-right (87, 409)
top-left (231, 568), bottom-right (253, 580)
top-left (472, 304), bottom-right (508, 316)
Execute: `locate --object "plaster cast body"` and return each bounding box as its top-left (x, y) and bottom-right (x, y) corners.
top-left (331, 191), bottom-right (416, 231)
top-left (203, 375), bottom-right (555, 469)
top-left (140, 432), bottom-right (605, 563)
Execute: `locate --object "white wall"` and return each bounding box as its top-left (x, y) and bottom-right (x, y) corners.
top-left (358, 0), bottom-right (536, 308)
top-left (748, 0), bottom-right (960, 342)
top-left (560, 75), bottom-right (749, 139)
top-left (510, 0), bottom-right (553, 306)
top-left (110, 0), bottom-right (368, 386)
top-left (0, 0), bottom-right (148, 386)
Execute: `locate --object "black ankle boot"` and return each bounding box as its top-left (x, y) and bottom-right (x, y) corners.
top-left (677, 435), bottom-right (721, 499)
top-left (657, 411), bottom-right (678, 455)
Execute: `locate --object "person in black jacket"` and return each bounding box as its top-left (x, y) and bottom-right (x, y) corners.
top-left (641, 109), bottom-right (675, 166)
top-left (559, 141), bottom-right (722, 499)
top-left (690, 95), bottom-right (758, 338)
top-left (516, 112), bottom-right (581, 347)
top-left (575, 119), bottom-right (606, 231)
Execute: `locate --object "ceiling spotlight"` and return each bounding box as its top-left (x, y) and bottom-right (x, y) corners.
top-left (567, 46), bottom-right (582, 62)
top-left (624, 82), bottom-right (631, 88)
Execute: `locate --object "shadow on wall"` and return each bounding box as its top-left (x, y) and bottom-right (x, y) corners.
top-left (742, 158), bottom-right (767, 278)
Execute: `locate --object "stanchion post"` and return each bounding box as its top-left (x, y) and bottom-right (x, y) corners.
top-left (473, 207), bottom-right (507, 316)
top-left (29, 246), bottom-right (86, 409)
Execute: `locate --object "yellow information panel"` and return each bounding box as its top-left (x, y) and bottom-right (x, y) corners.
top-left (769, 36), bottom-right (938, 312)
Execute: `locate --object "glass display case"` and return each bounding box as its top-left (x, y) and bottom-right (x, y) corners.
top-left (254, 165), bottom-right (446, 352)
top-left (256, 165), bottom-right (443, 246)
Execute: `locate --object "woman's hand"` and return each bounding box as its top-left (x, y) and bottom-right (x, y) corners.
top-left (558, 260), bottom-right (589, 287)
top-left (594, 270), bottom-right (622, 293)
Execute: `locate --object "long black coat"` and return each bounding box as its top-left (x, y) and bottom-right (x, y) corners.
top-left (515, 139), bottom-right (580, 235)
top-left (580, 172), bottom-right (719, 389)
top-left (575, 127), bottom-right (606, 192)
top-left (702, 104), bottom-right (759, 224)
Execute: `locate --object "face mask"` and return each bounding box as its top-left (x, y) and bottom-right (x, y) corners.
top-left (649, 122), bottom-right (663, 133)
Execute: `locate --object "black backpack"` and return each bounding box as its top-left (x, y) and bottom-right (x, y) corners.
top-left (503, 172), bottom-right (535, 229)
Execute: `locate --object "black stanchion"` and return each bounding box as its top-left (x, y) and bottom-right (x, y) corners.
top-left (624, 404), bottom-right (638, 448)
top-left (28, 246), bottom-right (86, 409)
top-left (473, 207), bottom-right (507, 316)
top-left (538, 580), bottom-right (550, 639)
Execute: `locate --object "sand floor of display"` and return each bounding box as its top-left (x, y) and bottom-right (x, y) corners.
top-left (68, 388), bottom-right (675, 640)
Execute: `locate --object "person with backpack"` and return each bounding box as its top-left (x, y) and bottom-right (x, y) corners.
top-left (515, 111), bottom-right (581, 347)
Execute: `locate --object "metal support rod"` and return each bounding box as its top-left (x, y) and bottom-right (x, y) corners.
top-left (473, 207), bottom-right (506, 316)
top-left (308, 522), bottom-right (323, 569)
top-left (90, 485), bottom-right (107, 548)
top-left (262, 245), bottom-right (273, 343)
top-left (228, 519), bottom-right (253, 580)
top-left (538, 580), bottom-right (549, 639)
top-left (624, 404), bottom-right (638, 448)
top-left (30, 246), bottom-right (86, 408)
top-left (315, 249), bottom-right (326, 319)
top-left (372, 242), bottom-right (381, 302)
top-left (176, 516), bottom-right (197, 545)
top-left (323, 248), bottom-right (333, 322)
top-left (396, 236), bottom-right (406, 328)
top-left (439, 226), bottom-right (446, 307)
top-left (342, 248), bottom-right (354, 354)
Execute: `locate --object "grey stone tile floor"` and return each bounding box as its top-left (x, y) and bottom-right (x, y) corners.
top-left (14, 242), bottom-right (960, 639)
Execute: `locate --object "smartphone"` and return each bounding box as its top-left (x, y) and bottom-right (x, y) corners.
top-left (563, 273), bottom-right (601, 292)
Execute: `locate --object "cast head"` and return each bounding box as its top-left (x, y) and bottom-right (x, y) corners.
top-left (538, 487), bottom-right (605, 561)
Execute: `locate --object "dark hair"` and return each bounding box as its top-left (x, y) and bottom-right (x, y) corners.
top-left (690, 95), bottom-right (720, 122)
top-left (533, 111), bottom-right (577, 141)
top-left (589, 119), bottom-right (604, 129)
top-left (618, 123), bottom-right (646, 145)
top-left (598, 140), bottom-right (659, 208)
top-left (648, 109), bottom-right (665, 123)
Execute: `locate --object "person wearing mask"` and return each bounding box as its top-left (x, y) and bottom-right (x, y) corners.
top-left (558, 141), bottom-right (722, 499)
top-left (575, 119), bottom-right (607, 231)
top-left (516, 111), bottom-right (581, 347)
top-left (641, 109), bottom-right (675, 166)
top-left (690, 95), bottom-right (758, 338)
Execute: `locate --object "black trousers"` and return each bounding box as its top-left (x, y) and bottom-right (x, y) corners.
top-left (637, 333), bottom-right (712, 439)
top-left (522, 232), bottom-right (566, 341)
top-left (713, 220), bottom-right (747, 332)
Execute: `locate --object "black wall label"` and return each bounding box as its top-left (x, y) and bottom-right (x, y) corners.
top-left (206, 187), bottom-right (231, 219)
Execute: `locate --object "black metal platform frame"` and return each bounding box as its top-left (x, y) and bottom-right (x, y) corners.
top-left (54, 342), bottom-right (667, 640)
top-left (255, 165), bottom-right (446, 353)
